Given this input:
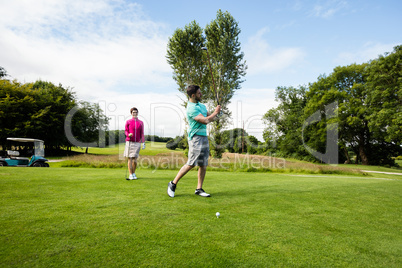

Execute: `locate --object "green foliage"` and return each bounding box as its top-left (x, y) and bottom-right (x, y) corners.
top-left (305, 64), bottom-right (369, 164)
top-left (366, 45), bottom-right (402, 144)
top-left (221, 128), bottom-right (247, 153)
top-left (204, 10), bottom-right (247, 108)
top-left (245, 135), bottom-right (260, 154)
top-left (0, 80), bottom-right (76, 150)
top-left (166, 135), bottom-right (188, 151)
top-left (166, 21), bottom-right (207, 97)
top-left (166, 139), bottom-right (178, 150)
top-left (262, 85), bottom-right (309, 159)
top-left (263, 46), bottom-right (402, 166)
top-left (71, 101), bottom-right (109, 150)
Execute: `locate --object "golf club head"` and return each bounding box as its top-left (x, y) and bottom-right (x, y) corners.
top-left (201, 47), bottom-right (208, 51)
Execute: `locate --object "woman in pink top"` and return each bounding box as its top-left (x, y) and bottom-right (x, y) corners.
top-left (124, 107), bottom-right (145, 180)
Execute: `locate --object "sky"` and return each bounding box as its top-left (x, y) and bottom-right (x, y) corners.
top-left (1, 0), bottom-right (401, 141)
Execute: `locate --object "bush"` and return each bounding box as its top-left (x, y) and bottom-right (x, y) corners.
top-left (166, 135), bottom-right (187, 150)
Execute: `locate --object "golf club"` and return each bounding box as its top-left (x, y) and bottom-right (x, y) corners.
top-left (201, 47), bottom-right (220, 106)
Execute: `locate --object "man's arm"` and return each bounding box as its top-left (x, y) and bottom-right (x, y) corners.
top-left (194, 105), bottom-right (221, 125)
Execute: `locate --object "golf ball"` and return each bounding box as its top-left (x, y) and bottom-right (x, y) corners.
top-left (216, 212), bottom-right (220, 217)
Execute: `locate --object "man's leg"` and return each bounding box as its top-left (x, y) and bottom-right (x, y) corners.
top-left (173, 164), bottom-right (194, 184)
top-left (197, 165), bottom-right (207, 189)
top-left (194, 165), bottom-right (210, 196)
top-left (167, 164), bottom-right (194, 197)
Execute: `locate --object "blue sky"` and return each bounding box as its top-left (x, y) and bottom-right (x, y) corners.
top-left (0, 0), bottom-right (401, 141)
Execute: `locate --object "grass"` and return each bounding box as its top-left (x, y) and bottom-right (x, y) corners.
top-left (0, 167), bottom-right (401, 267)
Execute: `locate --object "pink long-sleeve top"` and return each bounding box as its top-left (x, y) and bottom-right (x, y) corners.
top-left (125, 118), bottom-right (145, 142)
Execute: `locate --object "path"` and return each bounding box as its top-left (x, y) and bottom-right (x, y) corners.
top-left (362, 170), bottom-right (402, 176)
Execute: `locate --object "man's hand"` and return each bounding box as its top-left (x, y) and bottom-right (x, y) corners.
top-left (128, 133), bottom-right (133, 137)
top-left (215, 105), bottom-right (221, 115)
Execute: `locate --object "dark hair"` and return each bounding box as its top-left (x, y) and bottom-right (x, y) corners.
top-left (130, 107), bottom-right (138, 114)
top-left (186, 85), bottom-right (200, 97)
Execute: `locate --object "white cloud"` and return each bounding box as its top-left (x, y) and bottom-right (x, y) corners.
top-left (0, 0), bottom-right (172, 98)
top-left (244, 27), bottom-right (305, 75)
top-left (335, 42), bottom-right (399, 65)
top-left (311, 0), bottom-right (348, 19)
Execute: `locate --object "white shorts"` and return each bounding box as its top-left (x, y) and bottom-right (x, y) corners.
top-left (124, 141), bottom-right (141, 158)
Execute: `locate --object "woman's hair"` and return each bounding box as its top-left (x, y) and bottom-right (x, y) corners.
top-left (130, 107), bottom-right (138, 114)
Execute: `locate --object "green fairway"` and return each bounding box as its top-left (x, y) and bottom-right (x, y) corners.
top-left (1, 168), bottom-right (401, 267)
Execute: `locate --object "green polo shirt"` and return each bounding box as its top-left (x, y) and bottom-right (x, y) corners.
top-left (187, 101), bottom-right (208, 140)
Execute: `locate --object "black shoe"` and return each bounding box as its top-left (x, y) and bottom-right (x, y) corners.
top-left (167, 181), bottom-right (176, 198)
top-left (195, 188), bottom-right (211, 197)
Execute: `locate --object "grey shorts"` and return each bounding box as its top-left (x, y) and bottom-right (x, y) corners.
top-left (187, 135), bottom-right (209, 166)
top-left (124, 141), bottom-right (141, 158)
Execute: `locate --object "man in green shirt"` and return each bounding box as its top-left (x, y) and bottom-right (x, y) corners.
top-left (167, 85), bottom-right (221, 198)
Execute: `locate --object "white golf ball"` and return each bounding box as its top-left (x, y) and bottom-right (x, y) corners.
top-left (216, 212), bottom-right (220, 217)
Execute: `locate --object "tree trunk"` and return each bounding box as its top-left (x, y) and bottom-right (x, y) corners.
top-left (359, 144), bottom-right (369, 165)
top-left (343, 147), bottom-right (351, 164)
top-left (85, 147), bottom-right (89, 154)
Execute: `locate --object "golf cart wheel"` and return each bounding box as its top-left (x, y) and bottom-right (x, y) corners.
top-left (43, 163), bottom-right (49, 167)
top-left (0, 161), bottom-right (7, 166)
top-left (32, 162), bottom-right (44, 167)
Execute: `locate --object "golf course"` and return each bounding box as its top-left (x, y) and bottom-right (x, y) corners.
top-left (1, 143), bottom-right (401, 267)
top-left (2, 1), bottom-right (402, 267)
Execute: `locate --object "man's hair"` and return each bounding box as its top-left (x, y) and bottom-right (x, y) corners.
top-left (187, 85), bottom-right (200, 97)
top-left (130, 107), bottom-right (138, 114)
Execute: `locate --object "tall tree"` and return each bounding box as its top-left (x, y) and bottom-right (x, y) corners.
top-left (166, 21), bottom-right (207, 99)
top-left (70, 101), bottom-right (110, 153)
top-left (262, 86), bottom-right (309, 159)
top-left (305, 64), bottom-right (372, 164)
top-left (204, 10), bottom-right (247, 157)
top-left (166, 10), bottom-right (247, 158)
top-left (366, 45), bottom-right (402, 145)
top-left (30, 80), bottom-right (77, 151)
top-left (305, 57), bottom-right (401, 166)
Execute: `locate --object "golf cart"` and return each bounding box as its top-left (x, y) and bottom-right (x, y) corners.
top-left (0, 138), bottom-right (49, 167)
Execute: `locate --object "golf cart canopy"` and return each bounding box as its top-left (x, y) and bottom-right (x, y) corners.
top-left (6, 137), bottom-right (45, 157)
top-left (7, 138), bottom-right (44, 143)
